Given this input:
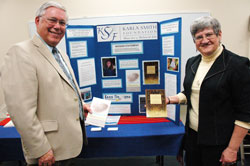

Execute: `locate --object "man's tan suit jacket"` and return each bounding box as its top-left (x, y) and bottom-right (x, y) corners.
top-left (1, 35), bottom-right (87, 164)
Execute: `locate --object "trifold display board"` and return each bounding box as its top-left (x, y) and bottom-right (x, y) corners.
top-left (65, 17), bottom-right (181, 124)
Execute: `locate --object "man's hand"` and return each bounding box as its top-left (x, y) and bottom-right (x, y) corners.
top-left (83, 104), bottom-right (92, 114)
top-left (38, 149), bottom-right (55, 166)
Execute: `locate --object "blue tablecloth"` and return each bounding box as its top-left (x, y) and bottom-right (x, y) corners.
top-left (0, 122), bottom-right (185, 161)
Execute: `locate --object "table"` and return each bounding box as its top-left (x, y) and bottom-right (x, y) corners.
top-left (0, 121), bottom-right (185, 165)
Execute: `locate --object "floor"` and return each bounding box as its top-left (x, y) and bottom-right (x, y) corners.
top-left (0, 155), bottom-right (249, 166)
top-left (0, 156), bottom-right (177, 166)
top-left (74, 156), bottom-right (180, 166)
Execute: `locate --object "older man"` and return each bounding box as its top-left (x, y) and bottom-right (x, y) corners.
top-left (1, 1), bottom-right (91, 166)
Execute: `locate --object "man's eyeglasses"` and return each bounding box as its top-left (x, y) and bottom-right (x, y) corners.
top-left (43, 17), bottom-right (67, 27)
top-left (194, 32), bottom-right (216, 42)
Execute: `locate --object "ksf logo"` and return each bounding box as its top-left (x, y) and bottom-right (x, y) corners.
top-left (97, 26), bottom-right (119, 42)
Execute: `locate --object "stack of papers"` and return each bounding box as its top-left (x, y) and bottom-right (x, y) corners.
top-left (0, 118), bottom-right (11, 126)
top-left (0, 118), bottom-right (14, 128)
top-left (4, 120), bottom-right (14, 128)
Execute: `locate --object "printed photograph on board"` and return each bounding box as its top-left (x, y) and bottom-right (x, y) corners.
top-left (143, 60), bottom-right (160, 85)
top-left (80, 87), bottom-right (92, 101)
top-left (167, 57), bottom-right (179, 72)
top-left (101, 57), bottom-right (117, 77)
top-left (139, 95), bottom-right (146, 114)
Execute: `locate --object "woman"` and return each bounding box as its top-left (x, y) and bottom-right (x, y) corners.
top-left (103, 59), bottom-right (116, 76)
top-left (167, 16), bottom-right (250, 166)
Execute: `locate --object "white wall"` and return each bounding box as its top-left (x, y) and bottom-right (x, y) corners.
top-left (0, 0), bottom-right (250, 117)
top-left (1, 0), bottom-right (250, 64)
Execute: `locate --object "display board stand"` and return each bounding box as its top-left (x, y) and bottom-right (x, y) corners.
top-left (65, 18), bottom-right (182, 124)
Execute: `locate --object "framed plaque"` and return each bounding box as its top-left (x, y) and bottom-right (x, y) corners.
top-left (145, 89), bottom-right (167, 118)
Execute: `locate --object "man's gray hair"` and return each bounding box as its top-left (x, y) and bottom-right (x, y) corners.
top-left (35, 1), bottom-right (68, 21)
top-left (190, 16), bottom-right (221, 39)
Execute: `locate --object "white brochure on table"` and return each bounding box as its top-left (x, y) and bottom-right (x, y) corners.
top-left (105, 115), bottom-right (121, 125)
top-left (85, 97), bottom-right (111, 127)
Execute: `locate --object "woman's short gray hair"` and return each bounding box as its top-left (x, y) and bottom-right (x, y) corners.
top-left (190, 16), bottom-right (221, 39)
top-left (35, 1), bottom-right (68, 22)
